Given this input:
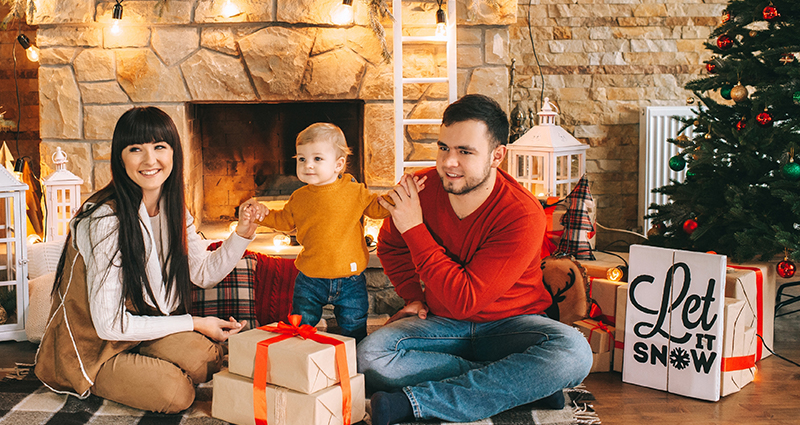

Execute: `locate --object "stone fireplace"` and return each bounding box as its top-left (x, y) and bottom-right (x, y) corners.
top-left (31, 0), bottom-right (515, 225)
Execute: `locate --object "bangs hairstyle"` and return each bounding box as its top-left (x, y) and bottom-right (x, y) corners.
top-left (442, 94), bottom-right (509, 148)
top-left (296, 122), bottom-right (352, 158)
top-left (59, 107), bottom-right (191, 326)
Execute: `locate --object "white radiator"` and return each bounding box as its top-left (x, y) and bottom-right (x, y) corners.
top-left (638, 106), bottom-right (696, 231)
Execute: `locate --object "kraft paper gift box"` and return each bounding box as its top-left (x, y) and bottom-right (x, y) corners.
top-left (574, 319), bottom-right (615, 354)
top-left (589, 350), bottom-right (612, 373)
top-left (613, 283), bottom-right (628, 372)
top-left (720, 298), bottom-right (757, 397)
top-left (724, 263), bottom-right (776, 360)
top-left (589, 278), bottom-right (625, 325)
top-left (228, 326), bottom-right (357, 394)
top-left (212, 370), bottom-right (366, 425)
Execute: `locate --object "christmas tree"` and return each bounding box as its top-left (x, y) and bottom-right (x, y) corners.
top-left (646, 0), bottom-right (800, 272)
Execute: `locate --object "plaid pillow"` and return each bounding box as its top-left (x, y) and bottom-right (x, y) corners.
top-left (191, 253), bottom-right (259, 329)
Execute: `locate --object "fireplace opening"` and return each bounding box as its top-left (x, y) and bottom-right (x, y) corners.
top-left (192, 101), bottom-right (365, 222)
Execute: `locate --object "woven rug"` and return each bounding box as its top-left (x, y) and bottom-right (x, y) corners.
top-left (1, 365), bottom-right (600, 425)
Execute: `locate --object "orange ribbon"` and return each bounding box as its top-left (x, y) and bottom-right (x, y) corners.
top-left (253, 315), bottom-right (352, 425)
top-left (726, 265), bottom-right (764, 360)
top-left (721, 354), bottom-right (756, 372)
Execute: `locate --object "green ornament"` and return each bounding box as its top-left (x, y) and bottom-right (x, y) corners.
top-left (720, 84), bottom-right (733, 100)
top-left (669, 155), bottom-right (687, 172)
top-left (783, 162), bottom-right (800, 181)
top-left (686, 169), bottom-right (696, 177)
top-left (794, 91), bottom-right (800, 105)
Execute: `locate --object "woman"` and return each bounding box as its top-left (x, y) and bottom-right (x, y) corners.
top-left (35, 107), bottom-right (264, 413)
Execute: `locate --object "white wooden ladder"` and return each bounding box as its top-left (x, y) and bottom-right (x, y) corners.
top-left (392, 0), bottom-right (457, 182)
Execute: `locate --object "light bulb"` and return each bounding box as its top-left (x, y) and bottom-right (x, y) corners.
top-left (26, 45), bottom-right (40, 62)
top-left (222, 0), bottom-right (239, 18)
top-left (331, 0), bottom-right (354, 25)
top-left (435, 8), bottom-right (447, 37)
top-left (110, 20), bottom-right (122, 35)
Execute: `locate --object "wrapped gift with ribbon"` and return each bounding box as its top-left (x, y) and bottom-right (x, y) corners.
top-left (725, 264), bottom-right (776, 360)
top-left (212, 370), bottom-right (366, 425)
top-left (588, 277), bottom-right (625, 326)
top-left (574, 318), bottom-right (615, 354)
top-left (720, 298), bottom-right (757, 397)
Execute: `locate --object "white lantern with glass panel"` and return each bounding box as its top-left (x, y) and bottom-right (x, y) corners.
top-left (0, 165), bottom-right (29, 341)
top-left (507, 98), bottom-right (589, 198)
top-left (43, 147), bottom-right (83, 241)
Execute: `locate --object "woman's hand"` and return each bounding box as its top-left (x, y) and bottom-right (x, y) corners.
top-left (193, 316), bottom-right (246, 342)
top-left (236, 198), bottom-right (267, 239)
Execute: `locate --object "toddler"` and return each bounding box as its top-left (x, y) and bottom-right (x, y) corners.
top-left (257, 123), bottom-right (424, 342)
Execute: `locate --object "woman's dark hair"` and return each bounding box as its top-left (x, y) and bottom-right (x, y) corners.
top-left (442, 94), bottom-right (509, 148)
top-left (53, 107), bottom-right (191, 325)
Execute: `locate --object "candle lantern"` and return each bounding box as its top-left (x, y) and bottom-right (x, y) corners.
top-left (0, 165), bottom-right (29, 341)
top-left (43, 147), bottom-right (83, 241)
top-left (507, 98), bottom-right (590, 198)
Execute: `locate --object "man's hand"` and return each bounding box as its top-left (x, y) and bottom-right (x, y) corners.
top-left (193, 316), bottom-right (246, 342)
top-left (386, 300), bottom-right (429, 324)
top-left (378, 174), bottom-right (425, 234)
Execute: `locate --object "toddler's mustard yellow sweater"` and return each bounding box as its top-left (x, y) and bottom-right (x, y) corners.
top-left (257, 173), bottom-right (390, 278)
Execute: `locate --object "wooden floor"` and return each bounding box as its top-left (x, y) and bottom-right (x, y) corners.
top-left (2, 291), bottom-right (799, 424)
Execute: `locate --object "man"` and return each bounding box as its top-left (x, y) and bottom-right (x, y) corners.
top-left (358, 94), bottom-right (593, 425)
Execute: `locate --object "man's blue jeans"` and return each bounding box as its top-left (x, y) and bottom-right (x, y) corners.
top-left (292, 271), bottom-right (368, 342)
top-left (357, 314), bottom-right (593, 422)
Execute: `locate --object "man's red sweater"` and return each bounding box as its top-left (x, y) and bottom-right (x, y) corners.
top-left (377, 167), bottom-right (551, 322)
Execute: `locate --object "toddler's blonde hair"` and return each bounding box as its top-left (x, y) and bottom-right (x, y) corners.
top-left (296, 122), bottom-right (352, 159)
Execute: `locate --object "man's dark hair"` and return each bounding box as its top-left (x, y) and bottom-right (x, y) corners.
top-left (442, 94), bottom-right (509, 148)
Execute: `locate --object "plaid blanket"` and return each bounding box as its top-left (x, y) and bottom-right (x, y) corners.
top-left (191, 246), bottom-right (298, 328)
top-left (1, 365), bottom-right (599, 425)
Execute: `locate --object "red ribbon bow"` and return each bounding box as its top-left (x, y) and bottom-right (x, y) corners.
top-left (253, 315), bottom-right (352, 425)
top-left (588, 320), bottom-right (614, 352)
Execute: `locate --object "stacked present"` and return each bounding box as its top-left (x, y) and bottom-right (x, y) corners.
top-left (212, 315), bottom-right (365, 425)
top-left (573, 277), bottom-right (624, 373)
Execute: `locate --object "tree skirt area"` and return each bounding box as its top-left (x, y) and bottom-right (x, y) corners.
top-left (1, 365), bottom-right (600, 425)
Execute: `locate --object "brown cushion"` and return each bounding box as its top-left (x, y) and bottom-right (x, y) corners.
top-left (541, 254), bottom-right (589, 325)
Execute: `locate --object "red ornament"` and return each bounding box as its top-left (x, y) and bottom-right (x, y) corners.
top-left (763, 5), bottom-right (780, 21)
top-left (683, 218), bottom-right (698, 235)
top-left (717, 34), bottom-right (733, 50)
top-left (706, 62), bottom-right (717, 73)
top-left (722, 12), bottom-right (731, 24)
top-left (756, 110), bottom-right (773, 126)
top-left (736, 118), bottom-right (746, 131)
top-left (777, 259), bottom-right (796, 278)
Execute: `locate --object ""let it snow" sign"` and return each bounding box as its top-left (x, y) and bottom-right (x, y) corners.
top-left (622, 245), bottom-right (726, 401)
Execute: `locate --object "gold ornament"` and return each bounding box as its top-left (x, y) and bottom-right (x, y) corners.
top-left (730, 83), bottom-right (749, 102)
top-left (686, 97), bottom-right (695, 104)
top-left (750, 30), bottom-right (758, 37)
top-left (704, 133), bottom-right (712, 140)
top-left (693, 120), bottom-right (700, 126)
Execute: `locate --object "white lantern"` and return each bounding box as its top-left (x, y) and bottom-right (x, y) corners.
top-left (43, 147), bottom-right (83, 242)
top-left (0, 165), bottom-right (29, 341)
top-left (507, 98), bottom-right (590, 198)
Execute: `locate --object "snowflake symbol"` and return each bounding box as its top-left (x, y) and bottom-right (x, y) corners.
top-left (670, 347), bottom-right (690, 370)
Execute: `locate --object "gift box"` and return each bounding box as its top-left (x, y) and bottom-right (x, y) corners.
top-left (720, 298), bottom-right (757, 397)
top-left (725, 263), bottom-right (776, 360)
top-left (574, 319), bottom-right (615, 354)
top-left (613, 284), bottom-right (627, 373)
top-left (613, 343), bottom-right (624, 373)
top-left (588, 278), bottom-right (625, 325)
top-left (212, 370), bottom-right (366, 425)
top-left (229, 326), bottom-right (357, 394)
top-left (589, 350), bottom-right (612, 373)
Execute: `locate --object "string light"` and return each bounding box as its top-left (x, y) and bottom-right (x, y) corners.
top-left (221, 0), bottom-right (240, 18)
top-left (16, 34), bottom-right (40, 62)
top-left (435, 1), bottom-right (447, 37)
top-left (331, 0), bottom-right (354, 25)
top-left (606, 265), bottom-right (627, 282)
top-left (111, 0), bottom-right (124, 35)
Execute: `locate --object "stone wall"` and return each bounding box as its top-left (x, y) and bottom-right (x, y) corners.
top-left (29, 0), bottom-right (516, 224)
top-left (508, 0), bottom-right (726, 246)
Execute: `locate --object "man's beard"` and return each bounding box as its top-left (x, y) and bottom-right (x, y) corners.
top-left (439, 163), bottom-right (492, 195)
